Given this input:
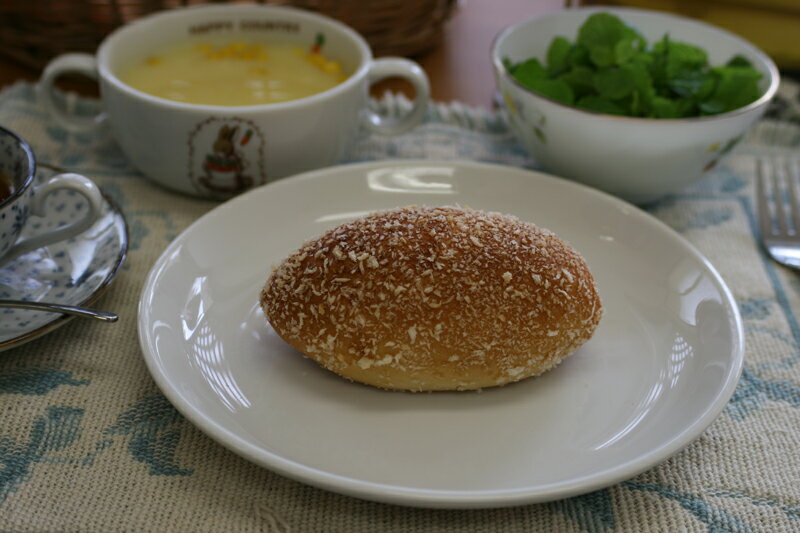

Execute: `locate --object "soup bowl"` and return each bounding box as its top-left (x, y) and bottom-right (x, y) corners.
top-left (39, 4), bottom-right (430, 199)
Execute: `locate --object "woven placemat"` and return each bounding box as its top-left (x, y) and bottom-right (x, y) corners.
top-left (0, 80), bottom-right (798, 532)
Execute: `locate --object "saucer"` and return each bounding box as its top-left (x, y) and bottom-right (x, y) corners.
top-left (0, 179), bottom-right (128, 351)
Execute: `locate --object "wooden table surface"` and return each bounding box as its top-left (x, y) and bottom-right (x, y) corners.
top-left (0, 0), bottom-right (565, 109)
top-left (415, 0), bottom-right (564, 107)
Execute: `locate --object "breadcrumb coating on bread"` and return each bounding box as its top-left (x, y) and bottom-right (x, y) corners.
top-left (260, 205), bottom-right (602, 391)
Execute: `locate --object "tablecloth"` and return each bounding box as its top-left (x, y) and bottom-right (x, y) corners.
top-left (0, 79), bottom-right (799, 532)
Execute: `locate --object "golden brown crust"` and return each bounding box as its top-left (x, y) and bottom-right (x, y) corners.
top-left (260, 206), bottom-right (602, 391)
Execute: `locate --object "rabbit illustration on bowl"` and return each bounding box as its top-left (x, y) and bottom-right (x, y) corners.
top-left (200, 124), bottom-right (254, 195)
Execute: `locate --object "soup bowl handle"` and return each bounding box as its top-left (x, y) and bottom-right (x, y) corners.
top-left (364, 57), bottom-right (430, 136)
top-left (38, 53), bottom-right (107, 133)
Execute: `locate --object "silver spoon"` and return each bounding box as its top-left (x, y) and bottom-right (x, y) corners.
top-left (0, 299), bottom-right (118, 322)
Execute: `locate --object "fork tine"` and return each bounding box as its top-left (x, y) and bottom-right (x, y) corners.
top-left (771, 160), bottom-right (791, 237)
top-left (789, 160), bottom-right (800, 235)
top-left (757, 159), bottom-right (774, 238)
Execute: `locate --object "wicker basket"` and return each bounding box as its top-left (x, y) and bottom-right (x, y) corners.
top-left (0, 0), bottom-right (456, 70)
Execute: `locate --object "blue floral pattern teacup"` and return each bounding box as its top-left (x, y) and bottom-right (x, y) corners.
top-left (0, 126), bottom-right (104, 262)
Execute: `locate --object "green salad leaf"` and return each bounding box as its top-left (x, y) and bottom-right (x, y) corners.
top-left (506, 12), bottom-right (764, 118)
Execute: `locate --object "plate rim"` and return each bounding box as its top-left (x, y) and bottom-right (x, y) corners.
top-left (0, 190), bottom-right (129, 352)
top-left (137, 159), bottom-right (745, 508)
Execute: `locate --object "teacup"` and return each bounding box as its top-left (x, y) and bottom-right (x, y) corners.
top-left (38, 4), bottom-right (431, 199)
top-left (0, 126), bottom-right (104, 262)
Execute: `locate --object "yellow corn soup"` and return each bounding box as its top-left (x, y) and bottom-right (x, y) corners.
top-left (121, 41), bottom-right (348, 106)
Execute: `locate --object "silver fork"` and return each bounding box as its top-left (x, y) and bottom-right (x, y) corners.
top-left (757, 158), bottom-right (800, 270)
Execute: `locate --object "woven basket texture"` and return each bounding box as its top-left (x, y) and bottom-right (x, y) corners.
top-left (0, 0), bottom-right (455, 69)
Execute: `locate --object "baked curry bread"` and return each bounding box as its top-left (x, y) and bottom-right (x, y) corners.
top-left (259, 205), bottom-right (602, 391)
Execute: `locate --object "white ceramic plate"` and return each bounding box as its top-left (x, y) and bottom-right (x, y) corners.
top-left (0, 182), bottom-right (127, 351)
top-left (138, 160), bottom-right (743, 508)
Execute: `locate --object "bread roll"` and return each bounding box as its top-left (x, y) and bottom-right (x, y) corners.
top-left (260, 206), bottom-right (602, 391)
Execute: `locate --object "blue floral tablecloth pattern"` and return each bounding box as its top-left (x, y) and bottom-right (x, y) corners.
top-left (0, 80), bottom-right (799, 532)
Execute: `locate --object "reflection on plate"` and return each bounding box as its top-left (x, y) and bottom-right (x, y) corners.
top-left (0, 174), bottom-right (128, 351)
top-left (138, 160), bottom-right (743, 508)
